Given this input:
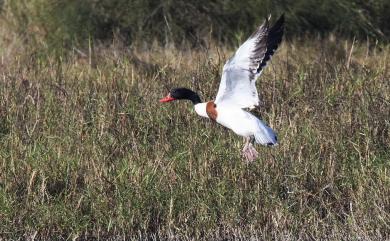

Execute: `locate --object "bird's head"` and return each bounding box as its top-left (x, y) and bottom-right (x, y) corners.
top-left (159, 88), bottom-right (201, 105)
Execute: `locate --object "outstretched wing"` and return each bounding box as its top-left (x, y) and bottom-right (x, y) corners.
top-left (215, 14), bottom-right (284, 108)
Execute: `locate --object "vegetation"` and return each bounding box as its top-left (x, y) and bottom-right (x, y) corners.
top-left (0, 1), bottom-right (389, 240)
top-left (1, 0), bottom-right (389, 49)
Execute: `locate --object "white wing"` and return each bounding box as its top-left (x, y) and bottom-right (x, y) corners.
top-left (215, 15), bottom-right (284, 108)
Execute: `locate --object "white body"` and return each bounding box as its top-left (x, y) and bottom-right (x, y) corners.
top-left (194, 16), bottom-right (284, 147)
top-left (195, 103), bottom-right (277, 145)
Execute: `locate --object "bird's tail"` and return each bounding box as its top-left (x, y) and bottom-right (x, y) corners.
top-left (254, 119), bottom-right (278, 146)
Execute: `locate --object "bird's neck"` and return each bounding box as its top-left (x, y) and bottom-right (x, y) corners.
top-left (185, 90), bottom-right (201, 105)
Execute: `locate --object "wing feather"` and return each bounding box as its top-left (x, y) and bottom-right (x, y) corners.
top-left (215, 14), bottom-right (284, 108)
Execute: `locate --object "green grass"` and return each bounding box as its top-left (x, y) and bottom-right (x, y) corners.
top-left (0, 38), bottom-right (389, 240)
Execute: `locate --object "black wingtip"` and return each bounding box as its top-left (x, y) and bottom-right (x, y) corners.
top-left (255, 14), bottom-right (285, 73)
top-left (272, 14), bottom-right (285, 31)
top-left (280, 13), bottom-right (285, 21)
top-left (279, 13), bottom-right (285, 24)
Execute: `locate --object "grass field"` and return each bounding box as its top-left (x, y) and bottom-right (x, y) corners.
top-left (0, 37), bottom-right (389, 240)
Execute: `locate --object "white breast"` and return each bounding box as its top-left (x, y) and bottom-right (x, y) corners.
top-left (194, 103), bottom-right (209, 119)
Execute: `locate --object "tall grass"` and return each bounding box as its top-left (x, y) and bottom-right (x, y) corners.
top-left (0, 35), bottom-right (389, 239)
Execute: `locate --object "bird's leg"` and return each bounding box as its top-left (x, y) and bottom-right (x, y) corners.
top-left (242, 137), bottom-right (249, 152)
top-left (242, 136), bottom-right (258, 162)
top-left (248, 137), bottom-right (259, 160)
top-left (242, 137), bottom-right (250, 161)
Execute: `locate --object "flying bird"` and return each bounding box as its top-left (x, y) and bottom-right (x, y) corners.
top-left (160, 15), bottom-right (285, 161)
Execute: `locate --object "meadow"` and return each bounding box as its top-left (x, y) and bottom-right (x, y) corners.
top-left (0, 1), bottom-right (389, 239)
top-left (0, 34), bottom-right (389, 239)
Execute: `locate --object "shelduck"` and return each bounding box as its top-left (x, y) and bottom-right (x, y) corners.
top-left (160, 15), bottom-right (284, 161)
